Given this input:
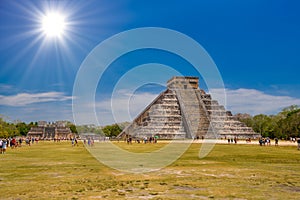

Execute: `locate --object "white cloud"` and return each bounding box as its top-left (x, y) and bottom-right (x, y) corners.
top-left (0, 102), bottom-right (74, 123)
top-left (90, 88), bottom-right (300, 125)
top-left (6, 88), bottom-right (299, 125)
top-left (0, 84), bottom-right (13, 91)
top-left (0, 92), bottom-right (72, 106)
top-left (210, 88), bottom-right (300, 115)
top-left (94, 89), bottom-right (158, 125)
top-left (71, 89), bottom-right (159, 125)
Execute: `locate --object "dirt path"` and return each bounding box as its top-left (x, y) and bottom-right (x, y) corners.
top-left (158, 139), bottom-right (299, 147)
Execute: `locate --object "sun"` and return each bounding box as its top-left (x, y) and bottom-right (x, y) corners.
top-left (41, 12), bottom-right (66, 38)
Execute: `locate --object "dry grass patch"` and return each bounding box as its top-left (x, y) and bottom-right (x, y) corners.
top-left (0, 141), bottom-right (300, 199)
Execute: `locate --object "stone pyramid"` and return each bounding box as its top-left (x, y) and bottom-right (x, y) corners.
top-left (118, 76), bottom-right (260, 140)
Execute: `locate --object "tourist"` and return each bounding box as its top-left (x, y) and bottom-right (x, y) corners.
top-left (149, 137), bottom-right (153, 143)
top-left (144, 137), bottom-right (148, 144)
top-left (0, 139), bottom-right (2, 154)
top-left (7, 138), bottom-right (10, 148)
top-left (259, 138), bottom-right (263, 146)
top-left (18, 138), bottom-right (23, 147)
top-left (297, 138), bottom-right (300, 150)
top-left (71, 138), bottom-right (75, 147)
top-left (10, 138), bottom-right (16, 148)
top-left (127, 137), bottom-right (132, 144)
top-left (25, 138), bottom-right (31, 146)
top-left (1, 139), bottom-right (7, 154)
top-left (154, 136), bottom-right (158, 143)
top-left (275, 138), bottom-right (279, 146)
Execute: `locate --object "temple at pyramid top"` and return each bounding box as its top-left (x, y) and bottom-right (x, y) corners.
top-left (118, 76), bottom-right (260, 140)
top-left (167, 76), bottom-right (199, 89)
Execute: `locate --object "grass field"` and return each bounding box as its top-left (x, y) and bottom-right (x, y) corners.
top-left (1, 141), bottom-right (300, 199)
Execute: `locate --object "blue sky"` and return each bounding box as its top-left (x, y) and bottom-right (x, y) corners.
top-left (0, 0), bottom-right (300, 125)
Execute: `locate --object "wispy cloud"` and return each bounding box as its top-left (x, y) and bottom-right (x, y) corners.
top-left (0, 84), bottom-right (17, 95)
top-left (0, 92), bottom-right (72, 106)
top-left (0, 84), bottom-right (13, 91)
top-left (72, 89), bottom-right (159, 125)
top-left (211, 88), bottom-right (300, 115)
top-left (94, 89), bottom-right (158, 125)
top-left (3, 88), bottom-right (299, 124)
top-left (88, 88), bottom-right (300, 125)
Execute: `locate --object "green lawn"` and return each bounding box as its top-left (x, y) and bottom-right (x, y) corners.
top-left (1, 141), bottom-right (300, 199)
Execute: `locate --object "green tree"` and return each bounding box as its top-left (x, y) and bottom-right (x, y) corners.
top-left (69, 124), bottom-right (78, 134)
top-left (0, 118), bottom-right (19, 138)
top-left (16, 122), bottom-right (30, 136)
top-left (102, 124), bottom-right (122, 137)
top-left (275, 107), bottom-right (300, 139)
top-left (252, 114), bottom-right (272, 137)
top-left (75, 124), bottom-right (103, 134)
top-left (235, 113), bottom-right (254, 127)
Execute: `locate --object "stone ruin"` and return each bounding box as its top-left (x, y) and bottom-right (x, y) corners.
top-left (118, 76), bottom-right (260, 140)
top-left (27, 121), bottom-right (73, 139)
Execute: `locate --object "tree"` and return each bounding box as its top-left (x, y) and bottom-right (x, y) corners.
top-left (75, 124), bottom-right (103, 134)
top-left (235, 105), bottom-right (300, 139)
top-left (16, 122), bottom-right (30, 136)
top-left (275, 108), bottom-right (300, 139)
top-left (0, 118), bottom-right (19, 138)
top-left (69, 124), bottom-right (78, 134)
top-left (235, 113), bottom-right (254, 127)
top-left (252, 114), bottom-right (271, 137)
top-left (102, 124), bottom-right (122, 137)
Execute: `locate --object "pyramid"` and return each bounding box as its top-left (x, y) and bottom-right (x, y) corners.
top-left (118, 76), bottom-right (260, 140)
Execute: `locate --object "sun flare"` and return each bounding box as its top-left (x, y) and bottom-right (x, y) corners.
top-left (42, 12), bottom-right (66, 38)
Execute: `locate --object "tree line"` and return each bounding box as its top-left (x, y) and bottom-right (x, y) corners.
top-left (235, 105), bottom-right (300, 139)
top-left (0, 119), bottom-right (78, 138)
top-left (0, 118), bottom-right (127, 138)
top-left (1, 105), bottom-right (299, 139)
top-left (76, 122), bottom-right (128, 138)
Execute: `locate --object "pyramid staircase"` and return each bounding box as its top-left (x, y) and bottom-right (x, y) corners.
top-left (118, 77), bottom-right (260, 139)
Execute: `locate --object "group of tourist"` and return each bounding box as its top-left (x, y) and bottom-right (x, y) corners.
top-left (259, 137), bottom-right (272, 146)
top-left (125, 136), bottom-right (158, 144)
top-left (0, 137), bottom-right (38, 154)
top-left (25, 137), bottom-right (39, 145)
top-left (144, 136), bottom-right (158, 144)
top-left (224, 136), bottom-right (300, 149)
top-left (83, 138), bottom-right (94, 147)
top-left (289, 137), bottom-right (300, 150)
top-left (2, 135), bottom-right (300, 154)
top-left (227, 137), bottom-right (238, 144)
top-left (0, 138), bottom-right (22, 153)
